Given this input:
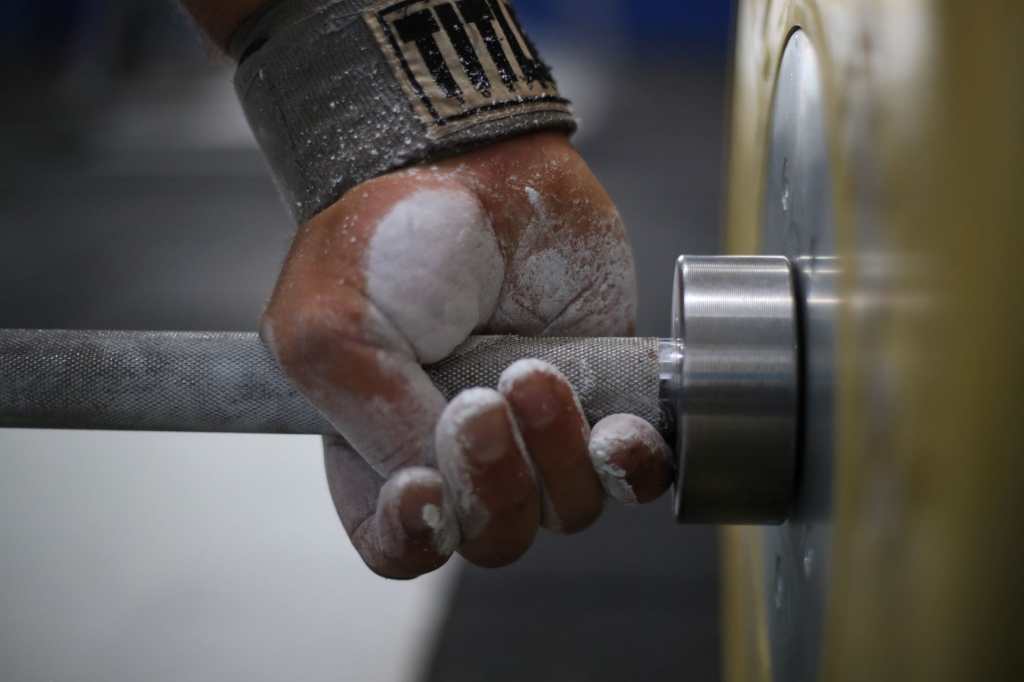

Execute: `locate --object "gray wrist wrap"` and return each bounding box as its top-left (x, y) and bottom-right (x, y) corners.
top-left (231, 0), bottom-right (576, 223)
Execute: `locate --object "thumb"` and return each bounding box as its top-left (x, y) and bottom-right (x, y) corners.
top-left (263, 172), bottom-right (503, 577)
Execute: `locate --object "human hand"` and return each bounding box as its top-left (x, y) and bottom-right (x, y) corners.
top-left (263, 131), bottom-right (672, 579)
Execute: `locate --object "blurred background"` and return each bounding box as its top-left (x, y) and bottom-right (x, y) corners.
top-left (0, 1), bottom-right (733, 680)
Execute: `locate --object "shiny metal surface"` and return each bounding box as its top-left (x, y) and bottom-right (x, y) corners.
top-left (671, 255), bottom-right (799, 524)
top-left (657, 338), bottom-right (685, 441)
top-left (758, 29), bottom-right (836, 682)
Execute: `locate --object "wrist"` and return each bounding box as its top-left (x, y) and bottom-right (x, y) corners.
top-left (231, 0), bottom-right (576, 223)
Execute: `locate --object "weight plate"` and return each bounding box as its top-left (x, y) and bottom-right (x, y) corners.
top-left (722, 3), bottom-right (1024, 682)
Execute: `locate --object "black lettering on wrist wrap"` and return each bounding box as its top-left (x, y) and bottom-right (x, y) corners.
top-left (231, 0), bottom-right (576, 223)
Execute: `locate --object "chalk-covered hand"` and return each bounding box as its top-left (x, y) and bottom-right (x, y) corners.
top-left (263, 132), bottom-right (672, 579)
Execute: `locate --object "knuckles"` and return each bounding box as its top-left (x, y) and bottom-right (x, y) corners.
top-left (262, 286), bottom-right (366, 380)
top-left (261, 296), bottom-right (332, 381)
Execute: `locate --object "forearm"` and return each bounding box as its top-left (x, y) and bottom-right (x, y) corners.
top-left (180, 0), bottom-right (273, 49)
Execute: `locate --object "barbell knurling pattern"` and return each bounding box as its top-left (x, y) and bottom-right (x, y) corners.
top-left (427, 336), bottom-right (665, 431)
top-left (0, 330), bottom-right (664, 436)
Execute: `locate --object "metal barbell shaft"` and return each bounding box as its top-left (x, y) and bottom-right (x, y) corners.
top-left (0, 330), bottom-right (667, 436)
top-left (0, 256), bottom-right (802, 524)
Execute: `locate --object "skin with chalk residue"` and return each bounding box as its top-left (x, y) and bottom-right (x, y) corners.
top-left (263, 132), bottom-right (674, 579)
top-left (436, 389), bottom-right (541, 567)
top-left (589, 414), bottom-right (673, 505)
top-left (499, 360), bottom-right (603, 533)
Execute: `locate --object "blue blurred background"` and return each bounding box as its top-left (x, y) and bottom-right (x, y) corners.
top-left (0, 2), bottom-right (734, 681)
top-left (518, 0), bottom-right (732, 49)
top-left (1, 1), bottom-right (732, 59)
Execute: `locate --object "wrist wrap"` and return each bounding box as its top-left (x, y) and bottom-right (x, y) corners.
top-left (230, 0), bottom-right (576, 223)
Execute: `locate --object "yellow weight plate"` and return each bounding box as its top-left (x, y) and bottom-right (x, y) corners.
top-left (723, 2), bottom-right (1024, 681)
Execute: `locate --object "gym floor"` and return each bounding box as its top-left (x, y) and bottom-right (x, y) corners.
top-left (0, 5), bottom-right (728, 680)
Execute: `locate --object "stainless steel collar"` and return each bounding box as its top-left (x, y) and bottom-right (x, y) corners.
top-left (663, 255), bottom-right (800, 524)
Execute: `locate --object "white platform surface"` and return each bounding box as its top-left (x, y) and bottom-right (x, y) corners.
top-left (0, 430), bottom-right (458, 682)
